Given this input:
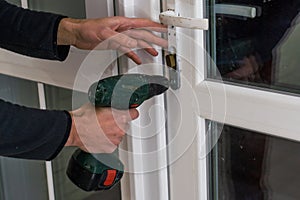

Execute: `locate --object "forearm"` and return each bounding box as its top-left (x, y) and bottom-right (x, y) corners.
top-left (0, 99), bottom-right (71, 160)
top-left (57, 18), bottom-right (80, 46)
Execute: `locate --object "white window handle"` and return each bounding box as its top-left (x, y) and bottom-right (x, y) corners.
top-left (215, 4), bottom-right (259, 18)
top-left (159, 10), bottom-right (208, 90)
top-left (159, 10), bottom-right (209, 30)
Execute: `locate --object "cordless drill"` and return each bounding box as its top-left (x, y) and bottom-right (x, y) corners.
top-left (66, 74), bottom-right (169, 191)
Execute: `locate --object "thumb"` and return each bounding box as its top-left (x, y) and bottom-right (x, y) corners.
top-left (129, 108), bottom-right (139, 120)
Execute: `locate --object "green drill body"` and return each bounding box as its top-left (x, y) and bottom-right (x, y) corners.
top-left (67, 74), bottom-right (169, 191)
top-left (89, 73), bottom-right (169, 109)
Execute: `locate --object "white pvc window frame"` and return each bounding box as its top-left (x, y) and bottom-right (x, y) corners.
top-left (116, 1), bottom-right (169, 200)
top-left (160, 0), bottom-right (300, 200)
top-left (198, 81), bottom-right (300, 141)
top-left (198, 2), bottom-right (300, 200)
top-left (162, 0), bottom-right (209, 200)
top-left (37, 83), bottom-right (56, 200)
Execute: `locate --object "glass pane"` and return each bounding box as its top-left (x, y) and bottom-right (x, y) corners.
top-left (0, 74), bottom-right (48, 200)
top-left (28, 0), bottom-right (86, 19)
top-left (6, 0), bottom-right (21, 6)
top-left (209, 122), bottom-right (300, 200)
top-left (207, 0), bottom-right (300, 94)
top-left (44, 85), bottom-right (121, 200)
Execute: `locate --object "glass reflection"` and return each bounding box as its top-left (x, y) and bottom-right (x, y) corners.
top-left (210, 123), bottom-right (300, 200)
top-left (6, 0), bottom-right (21, 6)
top-left (28, 0), bottom-right (86, 19)
top-left (208, 0), bottom-right (300, 94)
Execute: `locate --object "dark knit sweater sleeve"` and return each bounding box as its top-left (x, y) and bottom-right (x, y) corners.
top-left (0, 1), bottom-right (73, 160)
top-left (0, 0), bottom-right (70, 61)
top-left (0, 99), bottom-right (72, 160)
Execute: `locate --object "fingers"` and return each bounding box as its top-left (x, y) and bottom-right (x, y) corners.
top-left (101, 23), bottom-right (167, 50)
top-left (116, 42), bottom-right (158, 65)
top-left (122, 30), bottom-right (167, 63)
top-left (137, 40), bottom-right (159, 56)
top-left (112, 108), bottom-right (139, 122)
top-left (70, 104), bottom-right (139, 154)
top-left (125, 29), bottom-right (168, 49)
top-left (118, 46), bottom-right (142, 65)
top-left (101, 27), bottom-right (138, 49)
top-left (123, 18), bottom-right (167, 32)
top-left (98, 17), bottom-right (168, 64)
top-left (101, 109), bottom-right (138, 148)
top-left (104, 107), bottom-right (139, 130)
top-left (104, 19), bottom-right (168, 63)
top-left (129, 108), bottom-right (139, 119)
top-left (101, 30), bottom-right (148, 64)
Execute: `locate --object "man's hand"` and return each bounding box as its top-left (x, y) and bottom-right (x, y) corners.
top-left (65, 104), bottom-right (139, 153)
top-left (57, 16), bottom-right (167, 64)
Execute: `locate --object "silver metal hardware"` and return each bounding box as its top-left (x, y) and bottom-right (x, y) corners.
top-left (160, 10), bottom-right (209, 90)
